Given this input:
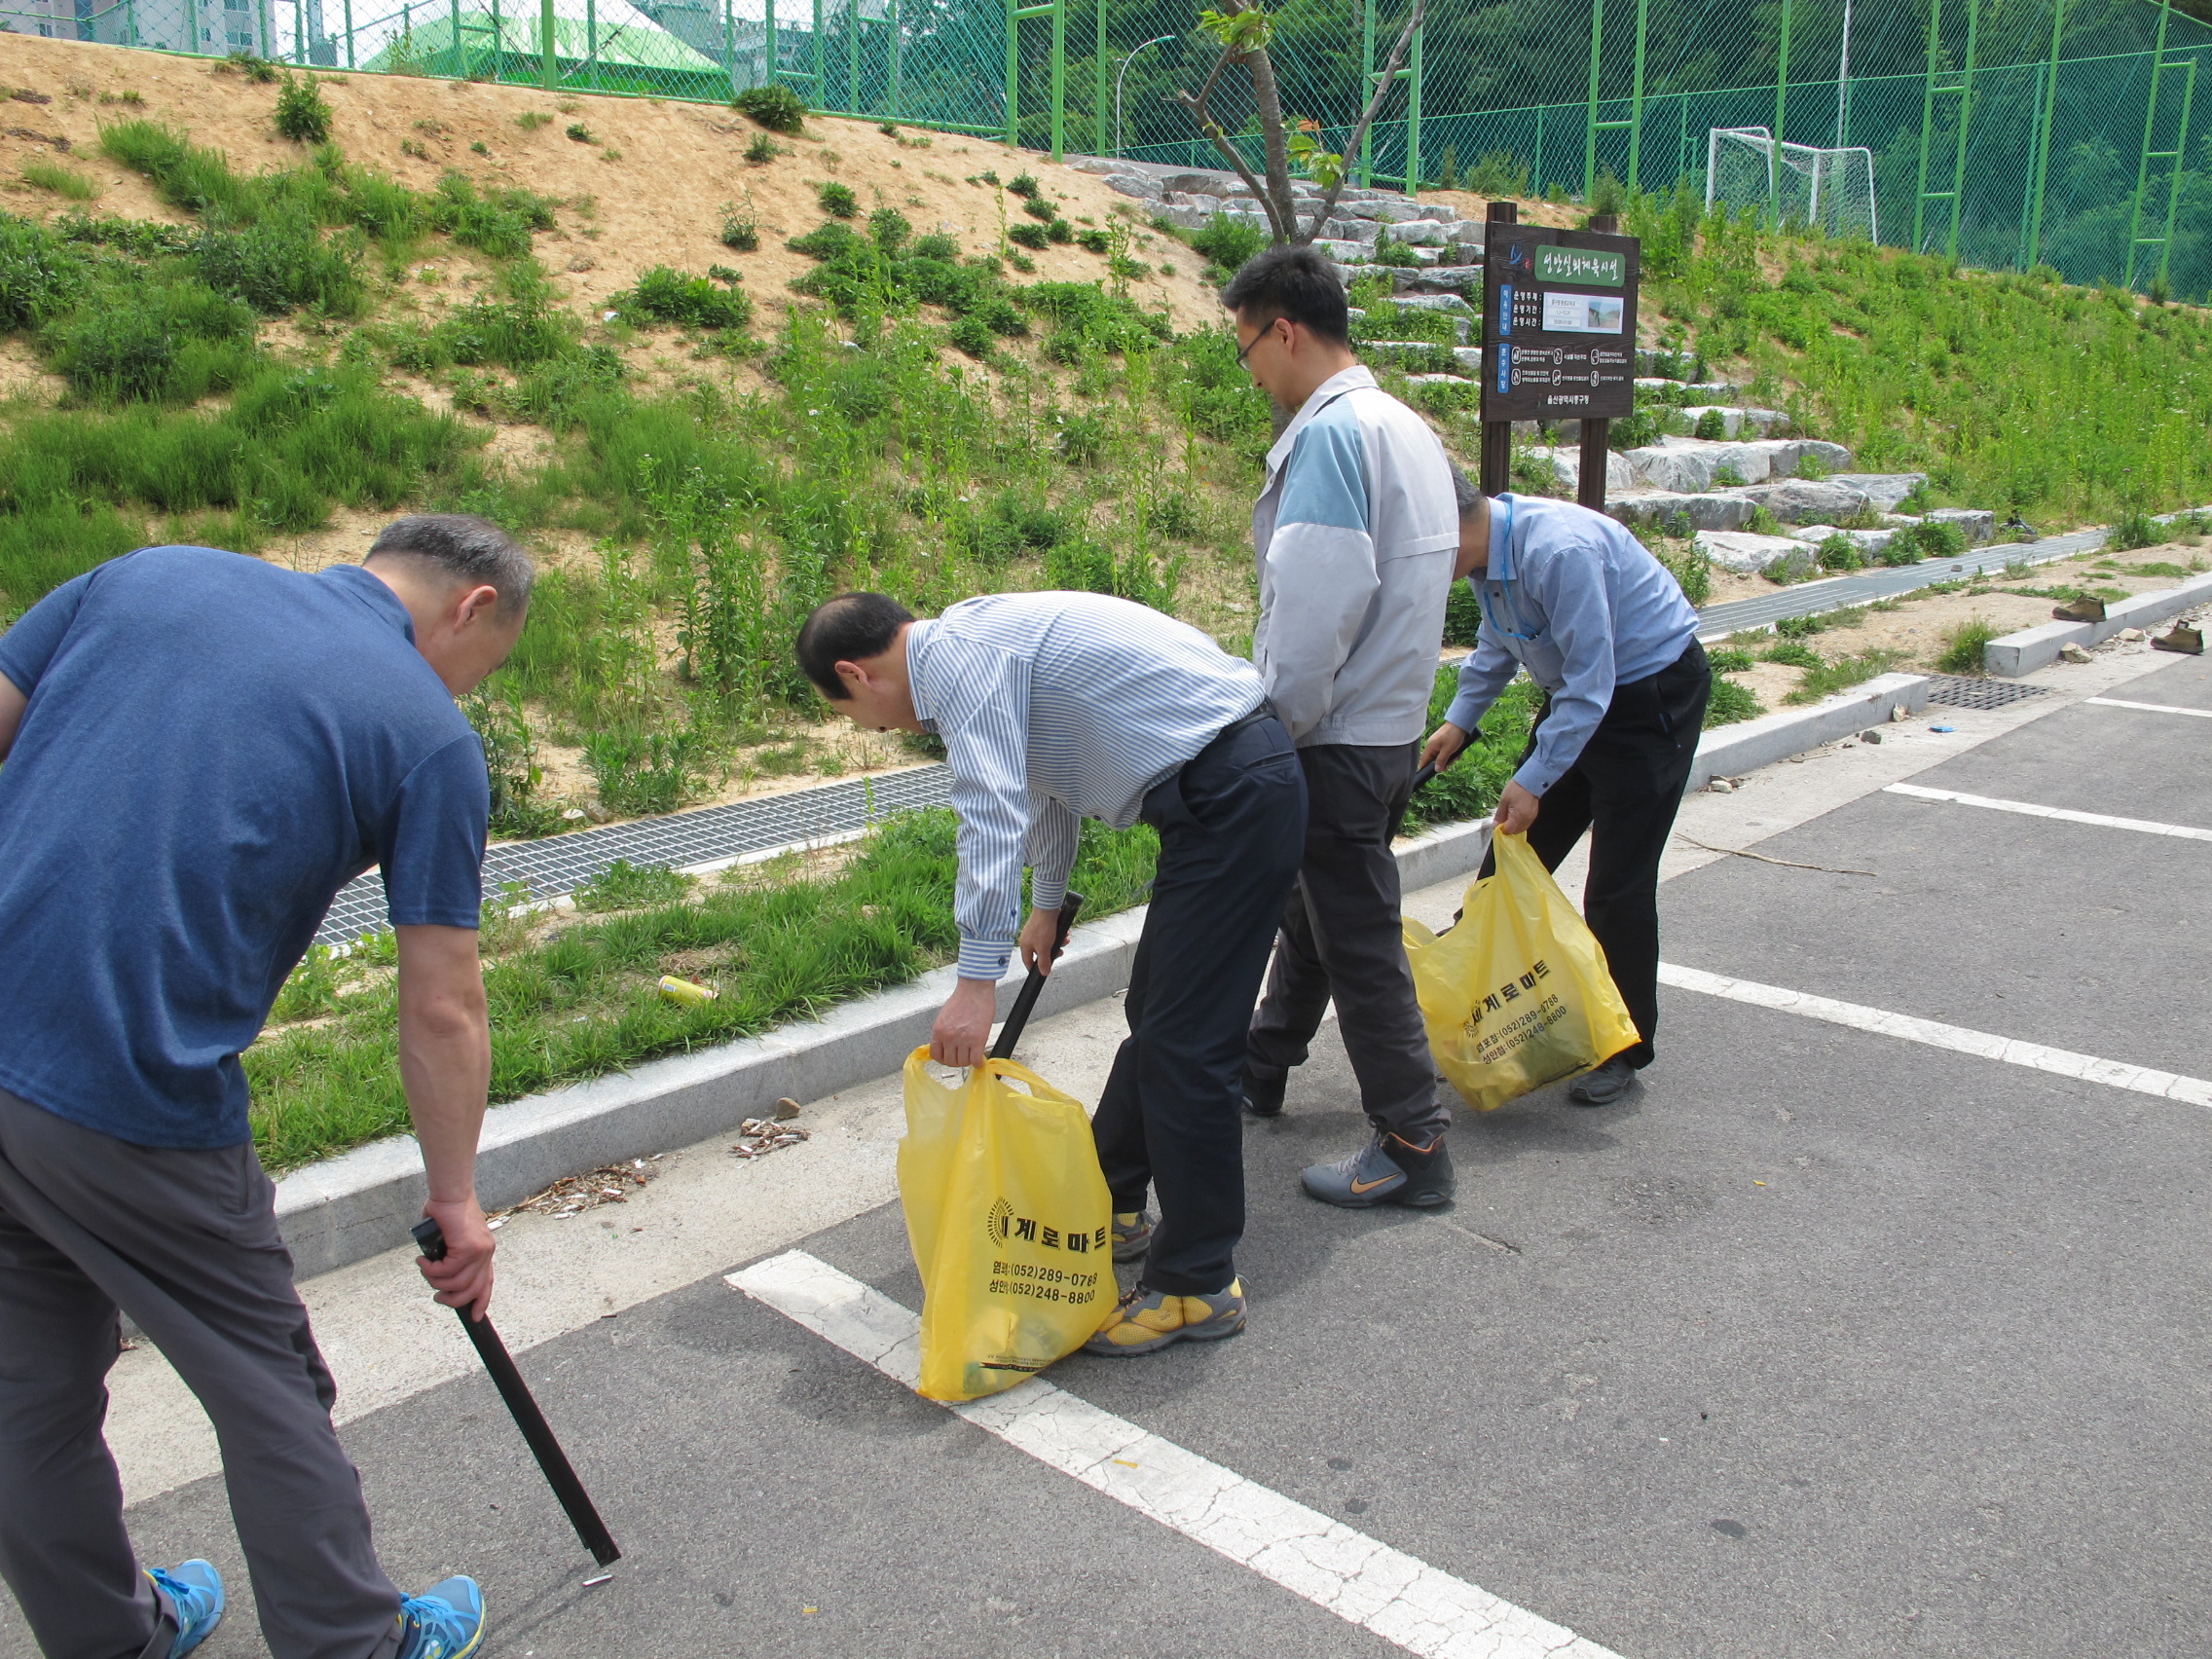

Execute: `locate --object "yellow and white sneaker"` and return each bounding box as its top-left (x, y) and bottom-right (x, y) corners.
top-left (1083, 1280), bottom-right (1245, 1356)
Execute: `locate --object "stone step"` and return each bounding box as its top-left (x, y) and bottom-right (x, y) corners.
top-left (1392, 263), bottom-right (1484, 295)
top-left (1693, 529), bottom-right (1812, 575)
top-left (1678, 405), bottom-right (1786, 438)
top-left (1635, 377), bottom-right (1739, 398)
top-left (1825, 472), bottom-right (1929, 513)
top-left (1530, 447), bottom-right (1641, 495)
top-left (1622, 436), bottom-right (1853, 496)
top-left (1607, 492), bottom-right (1759, 535)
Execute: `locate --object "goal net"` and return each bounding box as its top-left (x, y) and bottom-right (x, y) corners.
top-left (1705, 127), bottom-right (1878, 243)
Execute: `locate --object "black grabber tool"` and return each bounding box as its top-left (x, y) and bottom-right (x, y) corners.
top-left (988, 892), bottom-right (1084, 1061)
top-left (411, 1217), bottom-right (622, 1567)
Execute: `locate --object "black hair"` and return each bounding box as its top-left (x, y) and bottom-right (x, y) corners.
top-left (365, 514), bottom-right (535, 618)
top-left (1218, 244), bottom-right (1351, 346)
top-left (794, 592), bottom-right (916, 700)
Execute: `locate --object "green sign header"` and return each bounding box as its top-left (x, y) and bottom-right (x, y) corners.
top-left (1535, 246), bottom-right (1626, 287)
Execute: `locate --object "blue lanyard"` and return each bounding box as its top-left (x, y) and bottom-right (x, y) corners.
top-left (1474, 497), bottom-right (1541, 642)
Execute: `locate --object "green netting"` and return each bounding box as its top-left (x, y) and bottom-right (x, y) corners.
top-left (40, 0), bottom-right (2212, 298)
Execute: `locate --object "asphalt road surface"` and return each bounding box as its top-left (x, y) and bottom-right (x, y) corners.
top-left (5, 648), bottom-right (2207, 1659)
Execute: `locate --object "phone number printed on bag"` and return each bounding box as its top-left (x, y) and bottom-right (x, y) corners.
top-left (1460, 958), bottom-right (1552, 1036)
top-left (988, 1260), bottom-right (1103, 1302)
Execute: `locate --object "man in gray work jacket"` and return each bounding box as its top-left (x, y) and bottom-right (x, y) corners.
top-left (1423, 473), bottom-right (1712, 1105)
top-left (1221, 245), bottom-right (1462, 1208)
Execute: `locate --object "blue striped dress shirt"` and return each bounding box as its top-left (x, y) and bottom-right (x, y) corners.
top-left (904, 592), bottom-right (1266, 979)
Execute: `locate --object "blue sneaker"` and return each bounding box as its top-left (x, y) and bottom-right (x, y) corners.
top-left (396, 1576), bottom-right (486, 1659)
top-left (144, 1561), bottom-right (223, 1658)
top-left (1301, 1129), bottom-right (1456, 1208)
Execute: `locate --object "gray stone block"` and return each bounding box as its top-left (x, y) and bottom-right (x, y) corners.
top-left (1679, 404), bottom-right (1786, 438)
top-left (1389, 219), bottom-right (1451, 246)
top-left (1926, 506), bottom-right (1996, 544)
top-left (1530, 446), bottom-right (1639, 495)
top-left (1105, 172), bottom-right (1163, 201)
top-left (1323, 217), bottom-right (1383, 244)
top-left (1738, 478), bottom-right (1875, 524)
top-left (1826, 472), bottom-right (1928, 512)
top-left (1313, 239), bottom-right (1369, 263)
top-left (1375, 201), bottom-right (1430, 223)
top-left (1788, 523), bottom-right (1899, 557)
top-left (1609, 492), bottom-right (1758, 533)
top-left (1394, 265), bottom-right (1482, 295)
top-left (1388, 291), bottom-right (1475, 315)
top-left (1451, 347), bottom-right (1483, 375)
top-left (1695, 529), bottom-right (1811, 573)
top-left (1154, 203), bottom-right (1212, 230)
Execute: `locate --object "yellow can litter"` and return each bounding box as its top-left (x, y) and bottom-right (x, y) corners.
top-left (657, 976), bottom-right (718, 1008)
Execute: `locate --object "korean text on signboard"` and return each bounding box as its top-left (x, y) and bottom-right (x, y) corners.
top-left (1481, 226), bottom-right (1641, 424)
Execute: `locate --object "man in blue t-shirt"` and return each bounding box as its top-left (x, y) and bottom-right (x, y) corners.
top-left (0, 517), bottom-right (530, 1659)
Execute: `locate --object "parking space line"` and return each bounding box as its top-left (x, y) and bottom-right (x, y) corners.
top-left (1883, 782), bottom-right (2212, 842)
top-left (2085, 697), bottom-right (2212, 720)
top-left (730, 1251), bottom-right (1624, 1659)
top-left (1659, 964), bottom-right (2212, 1108)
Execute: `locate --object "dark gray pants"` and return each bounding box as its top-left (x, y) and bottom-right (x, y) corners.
top-left (1246, 742), bottom-right (1450, 1143)
top-left (0, 1088), bottom-right (403, 1659)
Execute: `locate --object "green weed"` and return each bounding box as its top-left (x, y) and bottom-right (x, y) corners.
top-left (19, 158), bottom-right (99, 200)
top-left (733, 83), bottom-right (805, 134)
top-left (1704, 675), bottom-right (1763, 726)
top-left (1936, 616), bottom-right (1999, 675)
top-left (274, 72), bottom-right (332, 144)
top-left (1784, 648), bottom-right (1903, 703)
top-left (573, 859), bottom-right (693, 912)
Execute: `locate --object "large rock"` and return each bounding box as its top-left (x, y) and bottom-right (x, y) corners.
top-left (1374, 202), bottom-right (1431, 224)
top-left (1154, 204), bottom-right (1213, 230)
top-left (1696, 530), bottom-right (1814, 574)
top-left (1395, 265), bottom-right (1482, 295)
top-left (1625, 443), bottom-right (1718, 494)
top-left (1530, 447), bottom-right (1639, 495)
top-left (1626, 437), bottom-right (1780, 492)
top-left (1926, 506), bottom-right (1996, 544)
top-left (1158, 170), bottom-right (1237, 196)
top-left (1791, 438), bottom-right (1854, 473)
top-left (1452, 346), bottom-right (1483, 375)
top-left (1104, 172), bottom-right (1164, 201)
top-left (1609, 492), bottom-right (1759, 533)
top-left (1312, 239), bottom-right (1369, 263)
top-left (1788, 523), bottom-right (1899, 557)
top-left (1679, 405), bottom-right (1787, 438)
top-left (1323, 217), bottom-right (1384, 244)
top-left (1388, 219), bottom-right (1452, 246)
top-left (1827, 472), bottom-right (1928, 512)
top-left (1388, 292), bottom-right (1476, 316)
top-left (1735, 478), bottom-right (1876, 523)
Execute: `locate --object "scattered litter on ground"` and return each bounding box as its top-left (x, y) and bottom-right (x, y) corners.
top-left (494, 1158), bottom-right (663, 1221)
top-left (1930, 723), bottom-right (1957, 733)
top-left (732, 1118), bottom-right (809, 1159)
top-left (657, 975), bottom-right (718, 1007)
top-left (1676, 834), bottom-right (1877, 877)
top-left (1860, 729), bottom-right (1884, 744)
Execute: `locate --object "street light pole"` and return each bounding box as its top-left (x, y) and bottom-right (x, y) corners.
top-left (1115, 32), bottom-right (1176, 158)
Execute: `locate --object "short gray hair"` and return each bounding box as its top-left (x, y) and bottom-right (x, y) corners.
top-left (366, 515), bottom-right (535, 618)
top-left (1449, 461), bottom-right (1485, 520)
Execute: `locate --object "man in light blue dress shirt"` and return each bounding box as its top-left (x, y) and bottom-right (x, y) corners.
top-left (795, 590), bottom-right (1308, 1356)
top-left (1423, 474), bottom-right (1712, 1104)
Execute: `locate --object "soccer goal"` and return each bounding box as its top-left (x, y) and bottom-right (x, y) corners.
top-left (1705, 127), bottom-right (1878, 243)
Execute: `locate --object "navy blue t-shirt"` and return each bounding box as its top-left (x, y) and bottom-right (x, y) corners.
top-left (0, 547), bottom-right (490, 1150)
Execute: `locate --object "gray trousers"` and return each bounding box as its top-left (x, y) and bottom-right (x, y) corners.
top-left (0, 1087), bottom-right (403, 1659)
top-left (1246, 742), bottom-right (1451, 1142)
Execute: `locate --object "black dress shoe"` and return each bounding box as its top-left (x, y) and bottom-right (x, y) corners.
top-left (1241, 1061), bottom-right (1287, 1118)
top-left (1567, 1055), bottom-right (1637, 1106)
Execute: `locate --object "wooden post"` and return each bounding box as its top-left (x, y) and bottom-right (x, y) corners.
top-left (1576, 209), bottom-right (1618, 512)
top-left (1478, 199), bottom-right (1517, 497)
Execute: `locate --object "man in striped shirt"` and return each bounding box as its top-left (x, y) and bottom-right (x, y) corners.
top-left (796, 590), bottom-right (1308, 1355)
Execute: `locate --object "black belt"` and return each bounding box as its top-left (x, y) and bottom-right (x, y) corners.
top-left (1201, 702), bottom-right (1276, 754)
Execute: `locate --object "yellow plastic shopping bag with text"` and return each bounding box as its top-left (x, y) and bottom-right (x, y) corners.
top-left (898, 1050), bottom-right (1115, 1402)
top-left (1404, 830), bottom-right (1640, 1112)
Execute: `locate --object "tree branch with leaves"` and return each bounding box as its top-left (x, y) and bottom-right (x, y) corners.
top-left (1171, 0), bottom-right (1428, 249)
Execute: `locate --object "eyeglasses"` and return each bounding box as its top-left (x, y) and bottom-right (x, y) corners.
top-left (1235, 322), bottom-right (1277, 366)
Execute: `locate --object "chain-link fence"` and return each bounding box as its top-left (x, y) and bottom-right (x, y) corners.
top-left (17, 0), bottom-right (2210, 297)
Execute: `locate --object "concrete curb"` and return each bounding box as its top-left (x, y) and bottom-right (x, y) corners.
top-left (1985, 572), bottom-right (2212, 676)
top-left (1687, 672), bottom-right (1932, 792)
top-left (275, 682), bottom-right (1936, 1280)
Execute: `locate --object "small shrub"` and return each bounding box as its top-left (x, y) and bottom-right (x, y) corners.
top-left (1745, 503), bottom-right (1783, 535)
top-left (430, 171), bottom-right (556, 258)
top-left (1021, 195), bottom-right (1057, 222)
top-left (1786, 647), bottom-right (1903, 704)
top-left (1372, 233), bottom-right (1422, 269)
top-left (1076, 227), bottom-right (1112, 254)
top-left (573, 859), bottom-right (693, 912)
top-left (1007, 171), bottom-right (1041, 200)
top-left (274, 72), bottom-right (332, 144)
top-left (1763, 638), bottom-right (1824, 669)
top-left (1008, 221), bottom-right (1050, 251)
top-left (1057, 411), bottom-right (1109, 464)
top-left (745, 132), bottom-right (782, 165)
top-left (1692, 408), bottom-right (1726, 440)
top-left (719, 206), bottom-right (758, 251)
top-left (1046, 218), bottom-right (1074, 244)
top-left (1704, 676), bottom-right (1763, 727)
top-left (1815, 532), bottom-right (1862, 571)
top-left (1706, 645), bottom-right (1755, 673)
top-left (867, 206), bottom-right (910, 253)
top-left (2109, 507), bottom-right (2160, 551)
top-left (1462, 148), bottom-right (1530, 198)
top-left (515, 110), bottom-right (552, 130)
top-left (470, 140), bottom-right (490, 156)
top-left (272, 945), bottom-right (344, 1022)
top-left (947, 313), bottom-right (992, 357)
top-left (1654, 542), bottom-right (1712, 606)
top-left (1936, 616), bottom-right (1999, 675)
top-left (733, 83), bottom-right (806, 134)
top-left (226, 50), bottom-right (279, 83)
top-left (1109, 255), bottom-right (1151, 282)
top-left (1191, 212), bottom-right (1267, 274)
top-left (816, 181), bottom-right (858, 218)
top-left (619, 265), bottom-right (754, 331)
top-left (584, 728), bottom-right (707, 816)
top-left (566, 123), bottom-right (594, 143)
top-left (1773, 612), bottom-right (1826, 640)
top-left (20, 159), bottom-right (99, 200)
top-left (1714, 464), bottom-right (1751, 489)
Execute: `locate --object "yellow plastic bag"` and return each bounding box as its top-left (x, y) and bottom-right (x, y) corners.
top-left (897, 1049), bottom-right (1114, 1402)
top-left (1404, 830), bottom-right (1641, 1112)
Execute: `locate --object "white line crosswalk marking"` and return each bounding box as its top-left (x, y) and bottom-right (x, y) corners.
top-left (2084, 697), bottom-right (2212, 720)
top-left (1883, 782), bottom-right (2212, 842)
top-left (1658, 964), bottom-right (2212, 1108)
top-left (730, 1251), bottom-right (1624, 1659)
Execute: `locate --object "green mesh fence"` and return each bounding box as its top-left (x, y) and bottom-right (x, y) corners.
top-left (35, 0), bottom-right (2212, 297)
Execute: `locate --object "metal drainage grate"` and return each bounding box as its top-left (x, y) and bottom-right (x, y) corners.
top-left (314, 763), bottom-right (954, 949)
top-left (1923, 675), bottom-right (2054, 711)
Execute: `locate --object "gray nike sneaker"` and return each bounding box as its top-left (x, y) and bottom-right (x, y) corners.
top-left (1301, 1131), bottom-right (1455, 1208)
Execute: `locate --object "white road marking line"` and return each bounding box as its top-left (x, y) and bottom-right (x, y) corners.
top-left (729, 1251), bottom-right (1623, 1659)
top-left (1658, 964), bottom-right (2212, 1109)
top-left (1883, 782), bottom-right (2212, 842)
top-left (2085, 697), bottom-right (2212, 720)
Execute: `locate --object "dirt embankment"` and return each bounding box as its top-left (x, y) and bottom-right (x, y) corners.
top-left (0, 32), bottom-right (1227, 331)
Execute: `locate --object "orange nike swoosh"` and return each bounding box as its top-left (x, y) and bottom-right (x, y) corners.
top-left (1348, 1174), bottom-right (1399, 1195)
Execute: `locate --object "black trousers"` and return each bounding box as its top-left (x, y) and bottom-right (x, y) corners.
top-left (1091, 716), bottom-right (1308, 1296)
top-left (1245, 742), bottom-right (1449, 1142)
top-left (1498, 640), bottom-right (1711, 1070)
